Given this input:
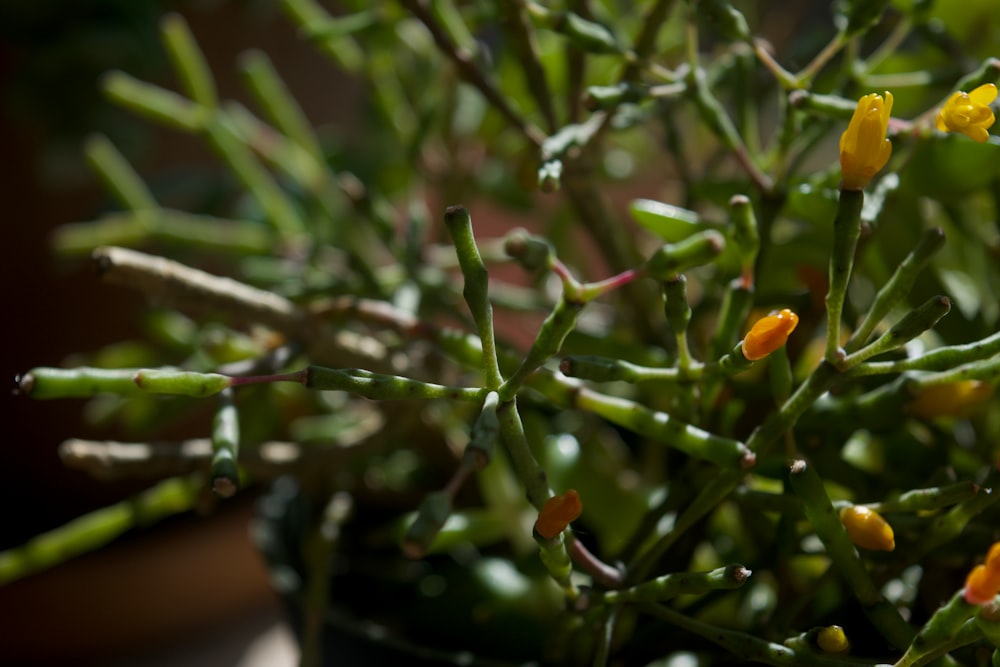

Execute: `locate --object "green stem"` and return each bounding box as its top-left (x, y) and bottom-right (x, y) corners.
top-left (598, 564), bottom-right (750, 603)
top-left (573, 389), bottom-right (754, 469)
top-left (0, 476), bottom-right (201, 585)
top-left (18, 367), bottom-right (231, 399)
top-left (499, 297), bottom-right (582, 401)
top-left (664, 276), bottom-right (695, 372)
top-left (623, 0), bottom-right (679, 78)
top-left (710, 280), bottom-right (754, 359)
top-left (753, 38), bottom-right (799, 90)
top-left (501, 2), bottom-right (557, 132)
top-left (825, 188), bottom-right (865, 363)
top-left (402, 492), bottom-right (453, 559)
top-left (210, 388), bottom-right (240, 498)
top-left (399, 0), bottom-right (544, 146)
top-left (686, 63), bottom-right (774, 193)
top-left (846, 227), bottom-right (946, 352)
top-left (280, 0), bottom-right (365, 71)
top-left (626, 469), bottom-right (744, 583)
top-left (444, 206), bottom-right (504, 389)
top-left (102, 70), bottom-right (203, 131)
top-left (794, 30), bottom-right (847, 86)
top-left (895, 594), bottom-right (978, 667)
top-left (745, 361), bottom-right (840, 452)
top-left (535, 531), bottom-right (577, 598)
top-left (239, 49), bottom-right (324, 163)
top-left (729, 194), bottom-right (760, 283)
top-left (841, 296), bottom-right (952, 368)
top-left (465, 391), bottom-right (501, 468)
top-left (917, 468), bottom-right (1000, 558)
top-left (160, 13), bottom-right (217, 111)
top-left (496, 399), bottom-right (550, 510)
top-left (867, 482), bottom-right (978, 514)
top-left (84, 134), bottom-right (158, 216)
top-left (850, 330), bottom-right (1000, 376)
top-left (53, 210), bottom-right (274, 256)
top-left (203, 115), bottom-right (308, 241)
top-left (559, 355), bottom-right (689, 383)
top-left (640, 602), bottom-right (893, 666)
top-left (302, 366), bottom-right (486, 402)
top-left (302, 492), bottom-right (352, 667)
top-left (908, 356), bottom-right (1000, 388)
top-left (593, 605), bottom-right (618, 667)
top-left (787, 458), bottom-right (914, 650)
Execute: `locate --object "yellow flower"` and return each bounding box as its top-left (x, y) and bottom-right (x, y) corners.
top-left (936, 84), bottom-right (997, 143)
top-left (817, 626), bottom-right (850, 654)
top-left (742, 309), bottom-right (799, 361)
top-left (907, 380), bottom-right (994, 420)
top-left (839, 505), bottom-right (895, 551)
top-left (534, 490), bottom-right (582, 539)
top-left (840, 92), bottom-right (893, 191)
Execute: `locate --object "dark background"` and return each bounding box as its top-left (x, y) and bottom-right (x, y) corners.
top-left (0, 1), bottom-right (353, 662)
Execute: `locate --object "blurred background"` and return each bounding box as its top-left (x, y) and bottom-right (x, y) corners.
top-left (0, 1), bottom-right (352, 663)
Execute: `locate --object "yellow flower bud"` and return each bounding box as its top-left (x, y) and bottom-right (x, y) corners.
top-left (907, 380), bottom-right (994, 420)
top-left (839, 505), bottom-right (895, 551)
top-left (742, 309), bottom-right (799, 361)
top-left (840, 92), bottom-right (893, 191)
top-left (817, 625), bottom-right (850, 654)
top-left (534, 489), bottom-right (583, 539)
top-left (935, 84), bottom-right (997, 143)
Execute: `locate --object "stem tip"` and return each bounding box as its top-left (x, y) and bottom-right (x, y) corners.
top-left (13, 373), bottom-right (32, 396)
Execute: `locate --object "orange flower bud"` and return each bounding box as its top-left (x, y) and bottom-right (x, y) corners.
top-left (965, 563), bottom-right (1000, 605)
top-left (742, 309), bottom-right (799, 361)
top-left (839, 505), bottom-right (895, 551)
top-left (987, 542), bottom-right (1000, 569)
top-left (534, 489), bottom-right (582, 539)
top-left (907, 380), bottom-right (994, 420)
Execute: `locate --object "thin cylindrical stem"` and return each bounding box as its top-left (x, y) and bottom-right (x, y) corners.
top-left (444, 206), bottom-right (503, 389)
top-left (825, 189), bottom-right (865, 362)
top-left (304, 366), bottom-right (486, 402)
top-left (851, 330), bottom-right (1000, 376)
top-left (841, 296), bottom-right (952, 367)
top-left (0, 476), bottom-right (201, 586)
top-left (210, 388), bottom-right (240, 497)
top-left (640, 602), bottom-right (893, 667)
top-left (102, 70), bottom-right (202, 131)
top-left (846, 227), bottom-right (946, 352)
top-left (84, 134), bottom-right (158, 215)
top-left (499, 298), bottom-right (582, 401)
top-left (787, 459), bottom-right (914, 650)
top-left (573, 390), bottom-right (754, 469)
top-left (496, 399), bottom-right (550, 510)
top-left (599, 564), bottom-right (751, 603)
top-left (399, 0), bottom-right (544, 145)
top-left (18, 367), bottom-right (231, 399)
top-left (203, 116), bottom-right (307, 241)
top-left (160, 13), bottom-right (217, 110)
top-left (239, 49), bottom-right (324, 162)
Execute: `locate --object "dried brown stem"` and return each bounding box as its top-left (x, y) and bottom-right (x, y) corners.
top-left (92, 246), bottom-right (388, 369)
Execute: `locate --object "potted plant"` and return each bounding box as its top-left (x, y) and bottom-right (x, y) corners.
top-left (7, 1), bottom-right (1000, 665)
